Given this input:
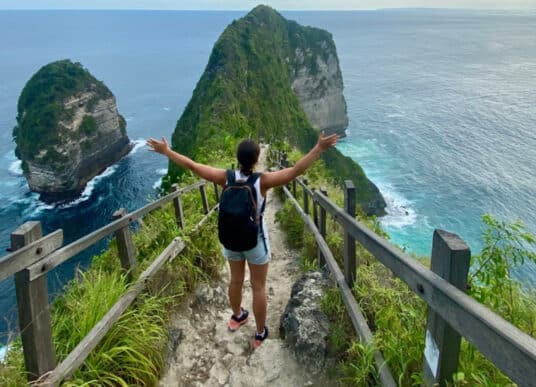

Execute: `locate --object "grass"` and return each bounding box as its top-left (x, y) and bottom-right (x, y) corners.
top-left (274, 148), bottom-right (536, 386)
top-left (1, 182), bottom-right (224, 386)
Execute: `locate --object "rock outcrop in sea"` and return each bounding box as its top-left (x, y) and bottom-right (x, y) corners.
top-left (166, 5), bottom-right (386, 215)
top-left (13, 60), bottom-right (132, 202)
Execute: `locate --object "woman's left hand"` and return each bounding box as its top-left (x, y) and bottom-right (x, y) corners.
top-left (146, 137), bottom-right (170, 154)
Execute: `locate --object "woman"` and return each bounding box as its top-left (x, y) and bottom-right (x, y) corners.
top-left (147, 132), bottom-right (339, 348)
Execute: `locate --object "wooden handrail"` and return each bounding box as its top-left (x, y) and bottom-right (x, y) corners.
top-left (31, 185), bottom-right (219, 386)
top-left (271, 146), bottom-right (536, 385)
top-left (1, 178), bottom-right (216, 384)
top-left (282, 185), bottom-right (397, 387)
top-left (0, 229), bottom-right (63, 282)
top-left (36, 238), bottom-right (186, 387)
top-left (26, 180), bottom-right (206, 281)
top-left (312, 189), bottom-right (536, 385)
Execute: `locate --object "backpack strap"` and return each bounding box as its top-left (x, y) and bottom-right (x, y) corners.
top-left (246, 172), bottom-right (261, 185)
top-left (248, 172), bottom-right (268, 255)
top-left (225, 169), bottom-right (235, 186)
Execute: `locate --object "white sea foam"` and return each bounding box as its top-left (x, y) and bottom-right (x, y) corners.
top-left (153, 178), bottom-right (163, 190)
top-left (152, 169), bottom-right (167, 189)
top-left (57, 165), bottom-right (119, 209)
top-left (0, 345), bottom-right (7, 362)
top-left (129, 139), bottom-right (146, 155)
top-left (125, 116), bottom-right (134, 122)
top-left (163, 106), bottom-right (170, 111)
top-left (20, 164), bottom-right (120, 215)
top-left (21, 192), bottom-right (55, 218)
top-left (8, 160), bottom-right (23, 176)
top-left (378, 182), bottom-right (417, 229)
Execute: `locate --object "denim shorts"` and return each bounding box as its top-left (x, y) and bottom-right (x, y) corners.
top-left (223, 225), bottom-right (271, 265)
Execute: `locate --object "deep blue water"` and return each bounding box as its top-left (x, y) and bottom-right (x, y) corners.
top-left (0, 10), bottom-right (535, 349)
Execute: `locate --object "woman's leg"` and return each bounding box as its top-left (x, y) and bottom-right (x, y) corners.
top-left (228, 259), bottom-right (246, 315)
top-left (248, 261), bottom-right (269, 333)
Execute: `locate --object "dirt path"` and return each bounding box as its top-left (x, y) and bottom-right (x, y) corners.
top-left (159, 145), bottom-right (333, 387)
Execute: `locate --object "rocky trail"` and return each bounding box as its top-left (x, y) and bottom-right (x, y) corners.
top-left (159, 146), bottom-right (336, 387)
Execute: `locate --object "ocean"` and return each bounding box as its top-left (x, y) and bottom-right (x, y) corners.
top-left (0, 9), bottom-right (535, 349)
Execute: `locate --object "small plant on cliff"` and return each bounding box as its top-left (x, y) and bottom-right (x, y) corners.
top-left (469, 214), bottom-right (536, 323)
top-left (79, 115), bottom-right (97, 136)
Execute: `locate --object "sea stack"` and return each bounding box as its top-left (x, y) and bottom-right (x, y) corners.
top-left (167, 5), bottom-right (386, 215)
top-left (13, 60), bottom-right (132, 202)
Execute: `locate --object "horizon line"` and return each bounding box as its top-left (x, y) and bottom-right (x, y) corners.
top-left (0, 7), bottom-right (534, 11)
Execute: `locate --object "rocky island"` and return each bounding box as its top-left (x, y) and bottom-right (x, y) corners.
top-left (166, 5), bottom-right (386, 215)
top-left (13, 60), bottom-right (132, 202)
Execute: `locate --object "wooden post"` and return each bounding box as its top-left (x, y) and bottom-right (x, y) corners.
top-left (213, 182), bottom-right (220, 203)
top-left (172, 184), bottom-right (185, 229)
top-left (199, 184), bottom-right (209, 214)
top-left (344, 180), bottom-right (357, 288)
top-left (303, 178), bottom-right (309, 215)
top-left (423, 229), bottom-right (471, 386)
top-left (281, 152), bottom-right (288, 168)
top-left (312, 188), bottom-right (318, 226)
top-left (113, 209), bottom-right (137, 280)
top-left (292, 179), bottom-right (297, 197)
top-left (318, 188), bottom-right (328, 268)
top-left (12, 222), bottom-right (56, 382)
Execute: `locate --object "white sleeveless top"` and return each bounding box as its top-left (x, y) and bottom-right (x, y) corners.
top-left (232, 170), bottom-right (265, 219)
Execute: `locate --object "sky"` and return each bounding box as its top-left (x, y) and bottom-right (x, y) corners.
top-left (0, 0), bottom-right (535, 10)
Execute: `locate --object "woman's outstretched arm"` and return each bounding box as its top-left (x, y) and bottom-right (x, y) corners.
top-left (261, 132), bottom-right (339, 192)
top-left (147, 137), bottom-right (227, 186)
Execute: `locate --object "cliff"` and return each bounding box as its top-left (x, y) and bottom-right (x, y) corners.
top-left (290, 31), bottom-right (348, 136)
top-left (13, 60), bottom-right (132, 202)
top-left (167, 5), bottom-right (386, 215)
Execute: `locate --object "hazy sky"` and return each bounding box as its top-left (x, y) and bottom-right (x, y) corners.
top-left (1, 0), bottom-right (535, 10)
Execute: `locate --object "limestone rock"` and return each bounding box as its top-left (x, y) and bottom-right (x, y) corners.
top-left (291, 47), bottom-right (348, 137)
top-left (280, 271), bottom-right (333, 373)
top-left (13, 60), bottom-right (132, 202)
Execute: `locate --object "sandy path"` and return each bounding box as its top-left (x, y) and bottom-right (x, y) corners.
top-left (159, 145), bottom-right (334, 387)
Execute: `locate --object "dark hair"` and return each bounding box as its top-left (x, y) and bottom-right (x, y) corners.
top-left (236, 139), bottom-right (260, 175)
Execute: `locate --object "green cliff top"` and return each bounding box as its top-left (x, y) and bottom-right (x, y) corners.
top-left (167, 5), bottom-right (385, 213)
top-left (13, 59), bottom-right (112, 162)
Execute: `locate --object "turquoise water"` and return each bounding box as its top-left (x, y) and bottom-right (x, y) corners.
top-left (0, 10), bottom-right (535, 346)
top-left (291, 11), bottom-right (536, 277)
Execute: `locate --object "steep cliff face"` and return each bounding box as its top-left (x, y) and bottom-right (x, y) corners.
top-left (291, 45), bottom-right (348, 136)
top-left (13, 60), bottom-right (132, 202)
top-left (167, 5), bottom-right (386, 215)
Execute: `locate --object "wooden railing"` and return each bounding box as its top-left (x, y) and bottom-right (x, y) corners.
top-left (270, 149), bottom-right (536, 387)
top-left (0, 179), bottom-right (220, 386)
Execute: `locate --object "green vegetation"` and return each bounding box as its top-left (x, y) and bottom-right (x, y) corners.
top-left (13, 59), bottom-right (112, 162)
top-left (276, 157), bottom-right (536, 386)
top-left (165, 5), bottom-right (384, 214)
top-left (79, 115), bottom-right (97, 136)
top-left (1, 184), bottom-right (224, 386)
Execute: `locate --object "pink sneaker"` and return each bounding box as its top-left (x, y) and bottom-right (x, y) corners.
top-left (252, 326), bottom-right (269, 349)
top-left (227, 308), bottom-right (249, 331)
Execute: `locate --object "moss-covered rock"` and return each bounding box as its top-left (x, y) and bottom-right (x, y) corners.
top-left (13, 60), bottom-right (132, 202)
top-left (166, 5), bottom-right (385, 215)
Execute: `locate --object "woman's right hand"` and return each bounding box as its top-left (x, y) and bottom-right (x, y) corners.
top-left (146, 137), bottom-right (170, 155)
top-left (317, 132), bottom-right (339, 151)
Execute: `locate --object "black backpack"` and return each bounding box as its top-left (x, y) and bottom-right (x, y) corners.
top-left (218, 170), bottom-right (265, 251)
